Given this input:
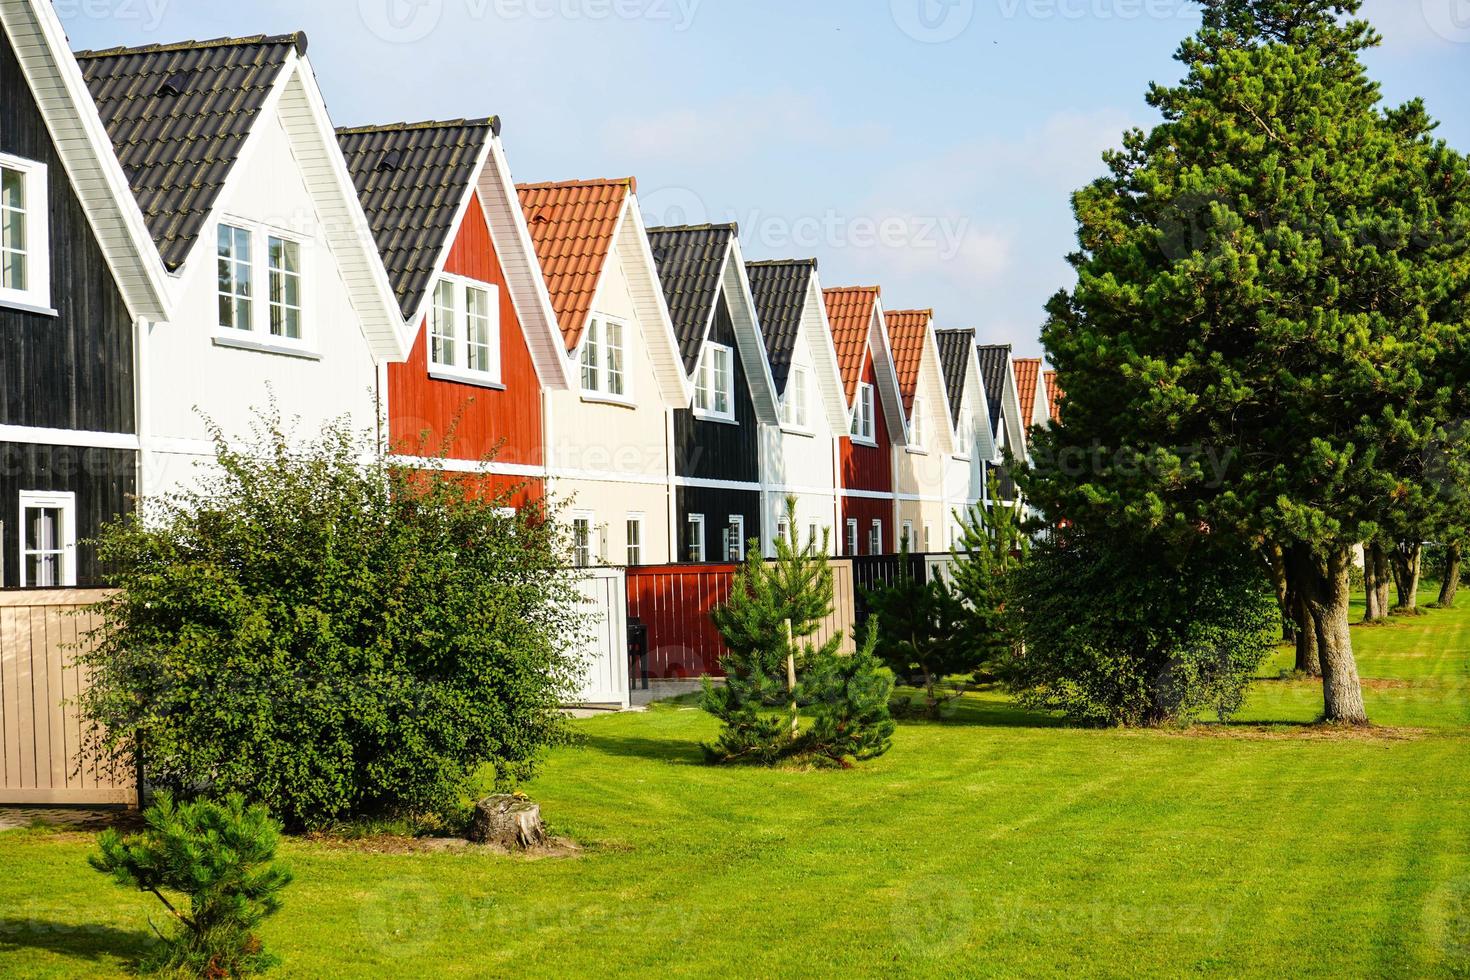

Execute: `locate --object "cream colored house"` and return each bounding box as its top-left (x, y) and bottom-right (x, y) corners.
top-left (747, 259), bottom-right (849, 556)
top-left (886, 310), bottom-right (956, 553)
top-left (518, 178), bottom-right (690, 566)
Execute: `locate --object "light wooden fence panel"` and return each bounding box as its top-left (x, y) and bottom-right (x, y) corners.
top-left (0, 590), bottom-right (136, 806)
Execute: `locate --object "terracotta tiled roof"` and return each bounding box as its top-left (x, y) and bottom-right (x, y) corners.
top-left (1014, 358), bottom-right (1043, 425)
top-left (1044, 370), bottom-right (1063, 423)
top-left (75, 33), bottom-right (305, 271)
top-left (823, 286), bottom-right (881, 402)
top-left (338, 119), bottom-right (497, 320)
top-left (885, 310), bottom-right (932, 414)
top-left (516, 178), bottom-right (634, 351)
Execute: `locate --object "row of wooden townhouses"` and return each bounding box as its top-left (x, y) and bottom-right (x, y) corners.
top-left (0, 0), bottom-right (1062, 591)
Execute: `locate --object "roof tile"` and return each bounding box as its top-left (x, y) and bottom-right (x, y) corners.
top-left (645, 224), bottom-right (737, 374)
top-left (1014, 357), bottom-right (1042, 425)
top-left (823, 286), bottom-right (881, 402)
top-left (1044, 369), bottom-right (1063, 423)
top-left (935, 329), bottom-right (975, 427)
top-left (976, 344), bottom-right (1013, 434)
top-left (516, 178), bottom-right (633, 351)
top-left (746, 258), bottom-right (815, 395)
top-left (885, 309), bottom-right (932, 414)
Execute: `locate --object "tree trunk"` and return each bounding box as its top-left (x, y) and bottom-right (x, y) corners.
top-left (1438, 542), bottom-right (1461, 609)
top-left (1374, 545), bottom-right (1393, 618)
top-left (1289, 545), bottom-right (1369, 725)
top-left (1265, 543), bottom-right (1296, 642)
top-left (785, 618), bottom-right (799, 741)
top-left (1363, 544), bottom-right (1381, 622)
top-left (1391, 542), bottom-right (1423, 611)
top-left (1293, 588), bottom-right (1321, 677)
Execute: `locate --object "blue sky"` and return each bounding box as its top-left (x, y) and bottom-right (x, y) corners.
top-left (58, 0), bottom-right (1470, 357)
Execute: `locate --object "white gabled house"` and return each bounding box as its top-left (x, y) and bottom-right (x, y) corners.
top-left (75, 32), bottom-right (406, 500)
top-left (975, 344), bottom-right (1028, 508)
top-left (935, 329), bottom-right (997, 546)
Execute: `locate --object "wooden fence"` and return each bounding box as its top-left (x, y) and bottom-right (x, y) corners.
top-left (626, 559), bottom-right (857, 678)
top-left (0, 590), bottom-right (137, 806)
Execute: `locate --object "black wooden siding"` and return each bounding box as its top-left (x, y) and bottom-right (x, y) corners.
top-left (676, 485), bottom-right (763, 563)
top-left (0, 25), bottom-right (136, 434)
top-left (0, 443), bottom-right (136, 588)
top-left (672, 296), bottom-right (759, 484)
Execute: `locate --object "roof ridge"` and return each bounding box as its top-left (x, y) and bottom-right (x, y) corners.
top-left (746, 257), bottom-right (817, 268)
top-left (75, 32), bottom-right (308, 59)
top-left (337, 117), bottom-right (499, 136)
top-left (977, 342), bottom-right (1014, 352)
top-left (518, 176), bottom-right (637, 192)
top-left (888, 308), bottom-right (934, 317)
top-left (646, 222), bottom-right (739, 235)
top-left (936, 327), bottom-right (976, 335)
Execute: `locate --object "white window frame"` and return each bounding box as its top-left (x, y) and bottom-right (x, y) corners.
top-left (214, 217), bottom-right (312, 353)
top-left (781, 366), bottom-right (812, 433)
top-left (851, 382), bottom-right (876, 445)
top-left (579, 314), bottom-right (632, 404)
top-left (955, 407), bottom-right (974, 462)
top-left (808, 522), bottom-right (820, 550)
top-left (725, 515), bottom-right (746, 562)
top-left (910, 395), bottom-right (926, 451)
top-left (846, 519), bottom-right (859, 557)
top-left (267, 234), bottom-right (305, 342)
top-left (901, 521), bottom-right (914, 551)
top-left (776, 515), bottom-right (791, 549)
top-left (869, 520), bottom-right (883, 556)
top-left (694, 342), bottom-right (736, 422)
top-left (0, 154), bottom-right (52, 314)
top-left (923, 524), bottom-right (933, 553)
top-left (18, 490), bottom-right (76, 588)
top-left (687, 514), bottom-right (706, 563)
top-left (626, 514), bottom-right (644, 567)
top-left (571, 513), bottom-right (594, 568)
top-left (427, 273), bottom-right (502, 387)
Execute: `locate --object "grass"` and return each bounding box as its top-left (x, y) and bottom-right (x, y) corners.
top-left (2, 595), bottom-right (1468, 978)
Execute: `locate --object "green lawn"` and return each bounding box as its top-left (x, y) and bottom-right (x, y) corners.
top-left (3, 597), bottom-right (1469, 978)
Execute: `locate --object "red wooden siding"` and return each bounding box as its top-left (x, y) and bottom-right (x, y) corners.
top-left (840, 348), bottom-right (894, 493)
top-left (841, 496), bottom-right (894, 556)
top-left (386, 191), bottom-right (544, 507)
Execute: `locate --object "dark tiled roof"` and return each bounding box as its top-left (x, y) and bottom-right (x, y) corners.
top-left (75, 33), bottom-right (306, 271)
top-left (935, 329), bottom-right (975, 427)
top-left (338, 119), bottom-right (495, 320)
top-left (1014, 358), bottom-right (1043, 426)
top-left (645, 223), bottom-right (736, 374)
top-left (746, 259), bottom-right (815, 396)
top-left (1045, 370), bottom-right (1063, 423)
top-left (823, 286), bottom-right (881, 402)
top-left (885, 310), bottom-right (932, 414)
top-left (976, 344), bottom-right (1013, 434)
top-left (516, 178), bottom-right (633, 351)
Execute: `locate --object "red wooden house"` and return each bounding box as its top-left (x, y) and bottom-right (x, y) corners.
top-left (823, 286), bottom-right (908, 555)
top-left (338, 118), bottom-right (571, 505)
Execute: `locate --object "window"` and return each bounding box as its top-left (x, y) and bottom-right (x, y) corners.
top-left (0, 155), bottom-right (50, 311)
top-left (901, 521), bottom-right (914, 551)
top-left (268, 236), bottom-right (303, 339)
top-left (217, 224), bottom-right (254, 331)
top-left (846, 519), bottom-right (859, 557)
top-left (924, 524), bottom-right (933, 553)
top-left (572, 515), bottom-right (593, 568)
top-left (694, 343), bottom-right (734, 420)
top-left (910, 395), bottom-right (925, 449)
top-left (782, 367), bottom-right (810, 430)
top-left (626, 515), bottom-right (644, 567)
top-left (216, 219), bottom-right (310, 346)
top-left (687, 514), bottom-right (706, 562)
top-left (808, 522), bottom-right (820, 550)
top-left (776, 515), bottom-right (791, 549)
top-left (19, 491), bottom-right (76, 588)
top-left (428, 276), bottom-right (501, 383)
top-left (580, 316), bottom-right (629, 400)
top-left (869, 520), bottom-right (883, 556)
top-left (957, 409), bottom-right (973, 459)
top-left (851, 383), bottom-right (876, 443)
top-left (725, 516), bottom-right (745, 562)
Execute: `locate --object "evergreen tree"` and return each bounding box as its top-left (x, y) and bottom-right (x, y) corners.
top-left (949, 475), bottom-right (1029, 675)
top-left (702, 498), bottom-right (894, 764)
top-left (864, 547), bottom-right (971, 717)
top-left (1025, 0), bottom-right (1470, 724)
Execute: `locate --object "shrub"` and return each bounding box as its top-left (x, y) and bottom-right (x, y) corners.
top-left (863, 552), bottom-right (973, 717)
top-left (79, 412), bottom-right (588, 828)
top-left (90, 793), bottom-right (292, 977)
top-left (1007, 531), bottom-right (1277, 727)
top-left (948, 480), bottom-right (1030, 678)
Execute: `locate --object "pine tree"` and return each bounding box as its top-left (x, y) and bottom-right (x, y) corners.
top-left (864, 545), bottom-right (972, 717)
top-left (949, 475), bottom-right (1029, 676)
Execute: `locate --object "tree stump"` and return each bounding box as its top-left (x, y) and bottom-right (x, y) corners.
top-left (468, 795), bottom-right (547, 850)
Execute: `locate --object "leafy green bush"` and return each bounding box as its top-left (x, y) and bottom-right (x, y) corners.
top-left (703, 500), bottom-right (894, 765)
top-left (1007, 532), bottom-right (1277, 727)
top-left (79, 413), bottom-right (587, 828)
top-left (91, 793), bottom-right (292, 977)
